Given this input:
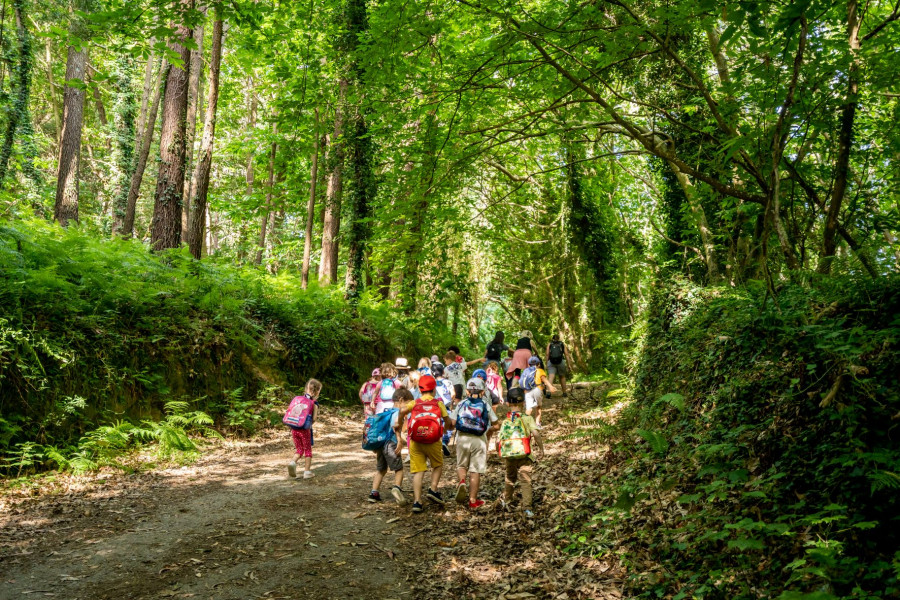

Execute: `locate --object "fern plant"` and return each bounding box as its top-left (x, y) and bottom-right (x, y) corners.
top-left (133, 401), bottom-right (220, 458)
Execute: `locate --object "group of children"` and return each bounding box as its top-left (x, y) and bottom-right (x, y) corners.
top-left (283, 344), bottom-right (559, 517)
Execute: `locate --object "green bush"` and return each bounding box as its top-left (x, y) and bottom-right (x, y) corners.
top-left (0, 220), bottom-right (459, 475)
top-left (560, 276), bottom-right (900, 599)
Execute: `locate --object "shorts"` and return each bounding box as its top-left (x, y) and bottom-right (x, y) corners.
top-left (376, 440), bottom-right (403, 473)
top-left (547, 360), bottom-right (567, 377)
top-left (525, 388), bottom-right (543, 411)
top-left (408, 440), bottom-right (444, 474)
top-left (455, 434), bottom-right (488, 474)
top-left (291, 428), bottom-right (312, 457)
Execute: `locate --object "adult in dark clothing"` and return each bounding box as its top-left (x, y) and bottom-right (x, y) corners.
top-left (484, 331), bottom-right (509, 363)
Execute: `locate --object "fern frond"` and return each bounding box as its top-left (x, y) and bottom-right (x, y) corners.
top-left (636, 429), bottom-right (669, 455)
top-left (869, 470), bottom-right (900, 494)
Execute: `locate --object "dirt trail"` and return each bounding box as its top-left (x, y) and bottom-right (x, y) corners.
top-left (1, 390), bottom-right (620, 600)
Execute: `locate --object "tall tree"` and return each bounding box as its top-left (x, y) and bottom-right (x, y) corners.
top-left (182, 13), bottom-right (205, 242)
top-left (53, 0), bottom-right (91, 226)
top-left (255, 123), bottom-right (277, 265)
top-left (110, 56), bottom-right (137, 236)
top-left (0, 0), bottom-right (33, 189)
top-left (301, 107), bottom-right (320, 289)
top-left (318, 86), bottom-right (345, 284)
top-left (150, 2), bottom-right (194, 251)
top-left (187, 12), bottom-right (224, 259)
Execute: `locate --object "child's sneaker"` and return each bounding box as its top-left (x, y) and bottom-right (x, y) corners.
top-left (367, 490), bottom-right (382, 503)
top-left (469, 499), bottom-right (486, 510)
top-left (524, 509), bottom-right (534, 518)
top-left (426, 488), bottom-right (445, 505)
top-left (303, 470), bottom-right (315, 479)
top-left (442, 443), bottom-right (451, 457)
top-left (493, 497), bottom-right (508, 511)
top-left (455, 481), bottom-right (468, 504)
top-left (287, 462), bottom-right (297, 478)
top-left (390, 485), bottom-right (407, 506)
top-left (411, 501), bottom-right (423, 513)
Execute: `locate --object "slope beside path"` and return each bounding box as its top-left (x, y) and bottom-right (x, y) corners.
top-left (1, 390), bottom-right (621, 600)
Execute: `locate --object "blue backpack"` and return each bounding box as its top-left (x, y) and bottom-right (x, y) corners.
top-left (520, 366), bottom-right (537, 391)
top-left (455, 397), bottom-right (490, 436)
top-left (379, 378), bottom-right (396, 401)
top-left (362, 408), bottom-right (398, 451)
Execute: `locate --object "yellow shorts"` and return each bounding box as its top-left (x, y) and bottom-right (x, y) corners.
top-left (408, 440), bottom-right (443, 474)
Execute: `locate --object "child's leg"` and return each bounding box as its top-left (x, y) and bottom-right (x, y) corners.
top-left (412, 471), bottom-right (425, 503)
top-left (560, 373), bottom-right (567, 395)
top-left (468, 471), bottom-right (481, 502)
top-left (457, 466), bottom-right (467, 485)
top-left (393, 469), bottom-right (403, 488)
top-left (304, 455), bottom-right (312, 472)
top-left (372, 468), bottom-right (387, 492)
top-left (504, 459), bottom-right (519, 501)
top-left (430, 465), bottom-right (443, 492)
top-left (519, 462), bottom-right (534, 509)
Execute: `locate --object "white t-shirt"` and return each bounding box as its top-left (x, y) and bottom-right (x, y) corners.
top-left (445, 360), bottom-right (467, 387)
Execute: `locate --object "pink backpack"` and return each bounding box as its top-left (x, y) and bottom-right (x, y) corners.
top-left (283, 395), bottom-right (315, 430)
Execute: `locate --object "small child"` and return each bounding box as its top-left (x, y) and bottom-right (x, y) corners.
top-left (359, 368), bottom-right (381, 417)
top-left (519, 356), bottom-right (556, 427)
top-left (368, 388), bottom-right (412, 505)
top-left (396, 375), bottom-right (455, 513)
top-left (432, 363), bottom-right (456, 456)
top-left (496, 387), bottom-right (543, 518)
top-left (407, 369), bottom-right (422, 400)
top-left (452, 378), bottom-right (499, 509)
top-left (501, 349), bottom-right (515, 392)
top-left (287, 378), bottom-right (322, 480)
top-left (485, 362), bottom-right (504, 404)
top-left (372, 363), bottom-right (401, 414)
top-left (417, 357), bottom-right (433, 377)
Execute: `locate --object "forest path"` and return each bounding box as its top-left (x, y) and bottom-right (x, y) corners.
top-left (1, 388), bottom-right (621, 600)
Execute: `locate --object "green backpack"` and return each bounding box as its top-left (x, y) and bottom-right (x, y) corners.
top-left (497, 412), bottom-right (531, 459)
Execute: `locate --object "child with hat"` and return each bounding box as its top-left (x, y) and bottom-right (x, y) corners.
top-left (451, 377), bottom-right (499, 509)
top-left (519, 356), bottom-right (555, 428)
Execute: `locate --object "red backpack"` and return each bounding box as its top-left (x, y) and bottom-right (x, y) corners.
top-left (408, 399), bottom-right (443, 444)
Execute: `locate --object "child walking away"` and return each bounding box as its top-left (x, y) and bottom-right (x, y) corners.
top-left (372, 363), bottom-right (401, 415)
top-left (496, 387), bottom-right (543, 518)
top-left (364, 388), bottom-right (411, 505)
top-left (519, 356), bottom-right (556, 428)
top-left (501, 349), bottom-right (515, 392)
top-left (396, 375), bottom-right (455, 513)
top-left (452, 378), bottom-right (499, 509)
top-left (432, 364), bottom-right (455, 456)
top-left (359, 368), bottom-right (381, 417)
top-left (545, 334), bottom-right (573, 398)
top-left (444, 350), bottom-right (483, 403)
top-left (284, 379), bottom-right (322, 479)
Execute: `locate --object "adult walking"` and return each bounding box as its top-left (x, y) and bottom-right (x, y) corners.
top-left (545, 334), bottom-right (573, 398)
top-left (506, 330), bottom-right (538, 384)
top-left (484, 331), bottom-right (509, 364)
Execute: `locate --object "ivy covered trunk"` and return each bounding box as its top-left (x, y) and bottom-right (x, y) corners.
top-left (110, 57), bottom-right (137, 236)
top-left (150, 4), bottom-right (194, 251)
top-left (319, 81), bottom-right (346, 285)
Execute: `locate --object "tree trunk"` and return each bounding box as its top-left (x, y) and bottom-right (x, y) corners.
top-left (344, 111), bottom-right (375, 300)
top-left (150, 5), bottom-right (193, 251)
top-left (819, 0), bottom-right (861, 274)
top-left (187, 14), bottom-right (223, 259)
top-left (255, 123), bottom-right (277, 265)
top-left (123, 61), bottom-right (167, 237)
top-left (301, 107), bottom-right (320, 289)
top-left (319, 80), bottom-right (347, 285)
top-left (237, 78), bottom-right (258, 263)
top-left (0, 0), bottom-right (31, 188)
top-left (110, 56), bottom-right (137, 236)
top-left (668, 163), bottom-right (721, 281)
top-left (53, 1), bottom-right (89, 226)
top-left (182, 15), bottom-right (205, 242)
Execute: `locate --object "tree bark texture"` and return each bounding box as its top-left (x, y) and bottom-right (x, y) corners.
top-left (182, 16), bottom-right (205, 241)
top-left (819, 0), bottom-right (861, 274)
top-left (110, 57), bottom-right (137, 236)
top-left (124, 62), bottom-right (167, 237)
top-left (53, 43), bottom-right (87, 226)
top-left (150, 7), bottom-right (193, 251)
top-left (187, 15), bottom-right (223, 259)
top-left (0, 1), bottom-right (33, 188)
top-left (319, 80), bottom-right (347, 285)
top-left (344, 112), bottom-right (375, 300)
top-left (301, 107), bottom-right (319, 289)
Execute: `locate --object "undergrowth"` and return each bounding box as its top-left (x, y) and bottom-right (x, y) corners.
top-left (559, 276), bottom-right (900, 599)
top-left (0, 220), bottom-right (459, 476)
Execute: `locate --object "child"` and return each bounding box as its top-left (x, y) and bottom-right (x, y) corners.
top-left (417, 357), bottom-right (433, 377)
top-left (485, 362), bottom-right (504, 404)
top-left (396, 375), bottom-right (455, 513)
top-left (444, 350), bottom-right (484, 403)
top-left (452, 378), bottom-right (499, 509)
top-left (496, 387), bottom-right (543, 518)
top-left (287, 379), bottom-right (322, 480)
top-left (407, 369), bottom-right (422, 400)
top-left (472, 368), bottom-right (502, 406)
top-left (359, 368), bottom-right (381, 417)
top-left (519, 356), bottom-right (556, 428)
top-left (501, 349), bottom-right (515, 392)
top-left (369, 388), bottom-right (411, 505)
top-left (432, 363), bottom-right (455, 456)
top-left (371, 363), bottom-right (401, 415)
top-left (395, 357), bottom-right (411, 388)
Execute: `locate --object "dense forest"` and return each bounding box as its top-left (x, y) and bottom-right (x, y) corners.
top-left (1, 0), bottom-right (899, 598)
